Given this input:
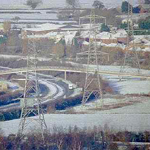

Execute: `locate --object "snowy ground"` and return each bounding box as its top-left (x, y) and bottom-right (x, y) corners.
top-left (114, 79), bottom-right (150, 95)
top-left (69, 65), bottom-right (150, 113)
top-left (86, 65), bottom-right (150, 95)
top-left (1, 113), bottom-right (150, 136)
top-left (1, 94), bottom-right (150, 136)
top-left (1, 63), bottom-right (150, 135)
top-left (73, 96), bottom-right (150, 114)
top-left (0, 54), bottom-right (52, 61)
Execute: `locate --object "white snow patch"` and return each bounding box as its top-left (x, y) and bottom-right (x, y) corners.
top-left (116, 80), bottom-right (150, 95)
top-left (1, 113), bottom-right (150, 136)
top-left (64, 31), bottom-right (77, 45)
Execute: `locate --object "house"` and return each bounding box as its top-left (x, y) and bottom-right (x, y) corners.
top-left (22, 23), bottom-right (80, 35)
top-left (80, 29), bottom-right (128, 45)
top-left (97, 32), bottom-right (118, 44)
top-left (23, 23), bottom-right (66, 34)
top-left (114, 29), bottom-right (128, 44)
top-left (60, 24), bottom-right (80, 32)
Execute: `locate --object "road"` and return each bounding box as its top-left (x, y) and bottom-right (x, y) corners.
top-left (0, 72), bottom-right (74, 112)
top-left (0, 65), bottom-right (150, 79)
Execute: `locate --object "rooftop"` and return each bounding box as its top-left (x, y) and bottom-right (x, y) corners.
top-left (24, 23), bottom-right (65, 32)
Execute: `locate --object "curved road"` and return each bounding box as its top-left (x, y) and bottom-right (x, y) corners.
top-left (0, 72), bottom-right (74, 112)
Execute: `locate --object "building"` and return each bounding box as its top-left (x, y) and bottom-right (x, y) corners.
top-left (22, 23), bottom-right (80, 35)
top-left (97, 32), bottom-right (118, 44)
top-left (23, 23), bottom-right (66, 34)
top-left (114, 29), bottom-right (128, 44)
top-left (80, 29), bottom-right (128, 45)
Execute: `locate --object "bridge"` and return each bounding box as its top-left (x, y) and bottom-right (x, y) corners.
top-left (0, 66), bottom-right (150, 80)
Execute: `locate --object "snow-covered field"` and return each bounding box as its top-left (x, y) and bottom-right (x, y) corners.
top-left (73, 96), bottom-right (150, 114)
top-left (1, 91), bottom-right (150, 135)
top-left (115, 80), bottom-right (150, 95)
top-left (83, 64), bottom-right (150, 95)
top-left (0, 13), bottom-right (58, 21)
top-left (1, 113), bottom-right (150, 136)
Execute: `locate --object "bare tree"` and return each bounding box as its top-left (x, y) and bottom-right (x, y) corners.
top-left (66, 0), bottom-right (79, 8)
top-left (52, 43), bottom-right (65, 58)
top-left (3, 21), bottom-right (11, 33)
top-left (26, 0), bottom-right (42, 9)
top-left (92, 0), bottom-right (104, 9)
top-left (56, 134), bottom-right (64, 150)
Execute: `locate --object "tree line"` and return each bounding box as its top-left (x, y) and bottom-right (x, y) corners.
top-left (26, 0), bottom-right (105, 9)
top-left (0, 126), bottom-right (150, 149)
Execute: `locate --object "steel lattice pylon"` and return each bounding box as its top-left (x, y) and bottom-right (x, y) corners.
top-left (120, 0), bottom-right (141, 76)
top-left (82, 9), bottom-right (103, 105)
top-left (18, 32), bottom-right (47, 141)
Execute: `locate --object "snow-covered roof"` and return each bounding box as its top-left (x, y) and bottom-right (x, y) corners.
top-left (142, 47), bottom-right (150, 52)
top-left (83, 41), bottom-right (89, 45)
top-left (131, 37), bottom-right (150, 44)
top-left (134, 35), bottom-right (150, 39)
top-left (132, 38), bottom-right (142, 44)
top-left (97, 32), bottom-right (117, 39)
top-left (80, 31), bottom-right (90, 38)
top-left (26, 31), bottom-right (63, 39)
top-left (65, 31), bottom-right (77, 45)
top-left (145, 42), bottom-right (150, 46)
top-left (81, 30), bottom-right (128, 40)
top-left (24, 23), bottom-right (65, 32)
top-left (114, 29), bottom-right (128, 38)
top-left (142, 38), bottom-right (150, 44)
top-left (128, 46), bottom-right (150, 52)
top-left (61, 28), bottom-right (80, 31)
top-left (26, 30), bottom-right (77, 45)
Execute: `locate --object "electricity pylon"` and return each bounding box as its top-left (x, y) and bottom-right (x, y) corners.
top-left (120, 0), bottom-right (141, 75)
top-left (18, 32), bottom-right (47, 141)
top-left (82, 9), bottom-right (103, 105)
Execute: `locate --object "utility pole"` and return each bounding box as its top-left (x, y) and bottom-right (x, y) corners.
top-left (18, 32), bottom-right (47, 141)
top-left (82, 9), bottom-right (103, 105)
top-left (120, 0), bottom-right (141, 76)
